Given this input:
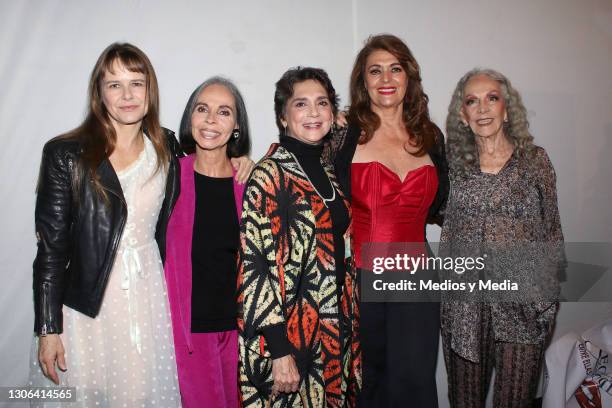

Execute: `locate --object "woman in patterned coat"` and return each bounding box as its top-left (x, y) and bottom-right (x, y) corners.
top-left (237, 67), bottom-right (361, 407)
top-left (441, 68), bottom-right (566, 407)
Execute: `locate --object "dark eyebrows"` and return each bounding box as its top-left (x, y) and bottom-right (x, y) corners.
top-left (290, 96), bottom-right (329, 104)
top-left (462, 90), bottom-right (501, 102)
top-left (102, 78), bottom-right (145, 84)
top-left (194, 102), bottom-right (234, 112)
top-left (366, 63), bottom-right (403, 73)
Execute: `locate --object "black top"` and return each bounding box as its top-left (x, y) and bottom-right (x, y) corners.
top-left (191, 172), bottom-right (239, 333)
top-left (263, 136), bottom-right (350, 359)
top-left (280, 135), bottom-right (350, 294)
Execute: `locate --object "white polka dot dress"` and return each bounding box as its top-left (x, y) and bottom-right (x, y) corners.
top-left (29, 137), bottom-right (181, 407)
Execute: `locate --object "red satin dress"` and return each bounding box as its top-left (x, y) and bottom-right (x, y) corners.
top-left (351, 162), bottom-right (438, 269)
top-left (352, 161), bottom-right (440, 406)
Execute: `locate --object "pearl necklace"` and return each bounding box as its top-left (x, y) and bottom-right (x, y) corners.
top-left (287, 151), bottom-right (336, 207)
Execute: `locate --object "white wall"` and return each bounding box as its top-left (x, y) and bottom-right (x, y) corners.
top-left (1, 1), bottom-right (610, 407)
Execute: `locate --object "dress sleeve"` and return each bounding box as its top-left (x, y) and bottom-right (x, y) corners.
top-left (33, 140), bottom-right (73, 335)
top-left (439, 176), bottom-right (455, 245)
top-left (534, 147), bottom-right (567, 275)
top-left (322, 125), bottom-right (348, 165)
top-left (237, 161), bottom-right (290, 357)
top-left (428, 126), bottom-right (449, 226)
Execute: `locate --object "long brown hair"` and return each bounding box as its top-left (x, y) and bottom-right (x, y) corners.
top-left (348, 34), bottom-right (436, 155)
top-left (62, 42), bottom-right (169, 196)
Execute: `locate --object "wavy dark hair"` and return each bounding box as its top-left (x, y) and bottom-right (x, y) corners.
top-left (348, 34), bottom-right (436, 155)
top-left (61, 42), bottom-right (168, 196)
top-left (446, 68), bottom-right (535, 176)
top-left (274, 66), bottom-right (339, 135)
top-left (179, 76), bottom-right (251, 157)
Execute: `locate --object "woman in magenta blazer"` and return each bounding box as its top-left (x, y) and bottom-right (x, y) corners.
top-left (164, 76), bottom-right (251, 408)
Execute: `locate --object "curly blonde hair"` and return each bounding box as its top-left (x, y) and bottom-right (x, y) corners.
top-left (446, 68), bottom-right (535, 176)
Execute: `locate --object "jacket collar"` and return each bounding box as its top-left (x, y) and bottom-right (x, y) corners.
top-left (97, 159), bottom-right (125, 201)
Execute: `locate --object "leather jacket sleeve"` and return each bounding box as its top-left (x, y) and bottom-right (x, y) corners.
top-left (165, 128), bottom-right (182, 155)
top-left (33, 139), bottom-right (74, 335)
top-left (155, 128), bottom-right (182, 262)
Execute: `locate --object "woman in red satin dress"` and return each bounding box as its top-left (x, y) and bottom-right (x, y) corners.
top-left (326, 34), bottom-right (449, 407)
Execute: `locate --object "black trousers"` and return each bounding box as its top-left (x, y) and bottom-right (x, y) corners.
top-left (358, 301), bottom-right (440, 408)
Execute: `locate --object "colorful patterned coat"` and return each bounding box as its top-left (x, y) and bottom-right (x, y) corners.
top-left (237, 143), bottom-right (361, 407)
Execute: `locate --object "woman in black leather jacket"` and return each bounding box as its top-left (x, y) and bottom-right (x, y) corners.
top-left (30, 43), bottom-right (194, 407)
top-left (31, 43), bottom-right (253, 406)
top-left (30, 42), bottom-right (184, 406)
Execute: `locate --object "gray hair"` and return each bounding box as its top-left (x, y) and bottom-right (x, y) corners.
top-left (179, 76), bottom-right (251, 157)
top-left (446, 68), bottom-right (534, 176)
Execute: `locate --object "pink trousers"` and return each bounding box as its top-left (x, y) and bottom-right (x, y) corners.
top-left (175, 330), bottom-right (239, 408)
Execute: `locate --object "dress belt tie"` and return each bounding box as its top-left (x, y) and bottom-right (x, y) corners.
top-left (120, 241), bottom-right (154, 354)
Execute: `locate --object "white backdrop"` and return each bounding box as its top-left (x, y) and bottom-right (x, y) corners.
top-left (1, 1), bottom-right (610, 406)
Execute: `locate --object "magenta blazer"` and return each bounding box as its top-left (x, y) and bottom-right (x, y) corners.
top-left (164, 154), bottom-right (245, 352)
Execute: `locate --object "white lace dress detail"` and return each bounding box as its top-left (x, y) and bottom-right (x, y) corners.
top-left (29, 137), bottom-right (181, 407)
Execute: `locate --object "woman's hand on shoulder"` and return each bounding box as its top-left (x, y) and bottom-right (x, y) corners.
top-left (335, 110), bottom-right (348, 128)
top-left (38, 334), bottom-right (66, 385)
top-left (231, 156), bottom-right (255, 184)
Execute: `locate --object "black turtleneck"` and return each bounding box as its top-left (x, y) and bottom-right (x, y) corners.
top-left (280, 135), bottom-right (334, 197)
top-left (262, 135), bottom-right (349, 359)
top-left (280, 135), bottom-right (349, 293)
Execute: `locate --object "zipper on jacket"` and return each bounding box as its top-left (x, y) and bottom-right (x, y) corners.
top-left (106, 202), bottom-right (127, 279)
top-left (41, 282), bottom-right (50, 335)
top-left (98, 186), bottom-right (128, 308)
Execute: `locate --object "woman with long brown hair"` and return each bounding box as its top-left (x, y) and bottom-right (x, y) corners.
top-left (327, 34), bottom-right (449, 407)
top-left (29, 42), bottom-right (182, 406)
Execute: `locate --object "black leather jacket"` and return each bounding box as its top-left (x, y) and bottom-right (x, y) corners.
top-left (33, 129), bottom-right (182, 335)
